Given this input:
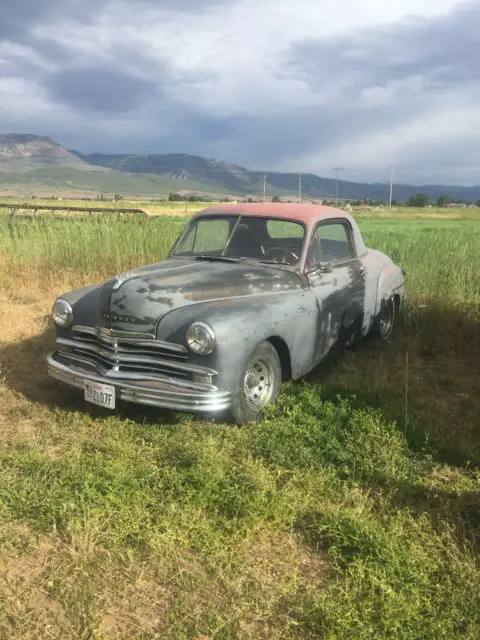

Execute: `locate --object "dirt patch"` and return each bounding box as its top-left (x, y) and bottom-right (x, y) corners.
top-left (1, 537), bottom-right (54, 585)
top-left (98, 568), bottom-right (173, 638)
top-left (0, 535), bottom-right (69, 636)
top-left (242, 528), bottom-right (330, 592)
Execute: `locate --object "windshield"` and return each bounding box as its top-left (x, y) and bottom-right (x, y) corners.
top-left (171, 215), bottom-right (305, 266)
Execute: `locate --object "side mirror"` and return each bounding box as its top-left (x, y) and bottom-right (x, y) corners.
top-left (320, 261), bottom-right (333, 274)
top-left (306, 261), bottom-right (333, 275)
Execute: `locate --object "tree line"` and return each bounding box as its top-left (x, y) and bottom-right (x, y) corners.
top-left (406, 194), bottom-right (480, 207)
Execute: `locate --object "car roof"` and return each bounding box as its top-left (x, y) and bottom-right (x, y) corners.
top-left (191, 202), bottom-right (350, 225)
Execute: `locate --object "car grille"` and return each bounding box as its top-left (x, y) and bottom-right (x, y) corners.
top-left (55, 325), bottom-right (216, 381)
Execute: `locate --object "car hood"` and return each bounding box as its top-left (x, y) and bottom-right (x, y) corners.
top-left (96, 258), bottom-right (305, 334)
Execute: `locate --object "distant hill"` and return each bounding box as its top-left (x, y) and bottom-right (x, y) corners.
top-left (1, 134), bottom-right (480, 202)
top-left (71, 152), bottom-right (255, 190)
top-left (72, 150), bottom-right (480, 202)
top-left (0, 134), bottom-right (89, 171)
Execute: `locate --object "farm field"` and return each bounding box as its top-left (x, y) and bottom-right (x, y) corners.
top-left (0, 197), bottom-right (216, 217)
top-left (0, 206), bottom-right (479, 639)
top-left (2, 196), bottom-right (480, 219)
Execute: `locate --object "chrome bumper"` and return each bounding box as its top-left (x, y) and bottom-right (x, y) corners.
top-left (47, 351), bottom-right (232, 413)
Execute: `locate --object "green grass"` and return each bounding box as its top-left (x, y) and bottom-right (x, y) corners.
top-left (0, 208), bottom-right (479, 638)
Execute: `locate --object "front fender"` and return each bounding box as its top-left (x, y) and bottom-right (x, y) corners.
top-left (55, 284), bottom-right (102, 337)
top-left (155, 292), bottom-right (318, 391)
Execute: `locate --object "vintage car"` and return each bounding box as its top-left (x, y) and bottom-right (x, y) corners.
top-left (47, 203), bottom-right (405, 423)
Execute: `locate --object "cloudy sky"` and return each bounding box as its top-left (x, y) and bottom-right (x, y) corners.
top-left (1, 0), bottom-right (479, 184)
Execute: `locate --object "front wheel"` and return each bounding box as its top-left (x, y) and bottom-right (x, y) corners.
top-left (372, 296), bottom-right (396, 340)
top-left (230, 341), bottom-right (282, 424)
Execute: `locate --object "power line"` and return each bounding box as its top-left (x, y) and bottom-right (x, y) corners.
top-left (389, 169), bottom-right (395, 208)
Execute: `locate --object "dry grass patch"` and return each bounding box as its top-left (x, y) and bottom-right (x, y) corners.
top-left (97, 564), bottom-right (173, 639)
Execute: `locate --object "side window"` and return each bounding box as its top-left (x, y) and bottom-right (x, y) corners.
top-left (308, 222), bottom-right (354, 265)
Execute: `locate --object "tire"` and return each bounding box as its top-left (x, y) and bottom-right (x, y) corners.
top-left (230, 341), bottom-right (282, 424)
top-left (372, 296), bottom-right (396, 340)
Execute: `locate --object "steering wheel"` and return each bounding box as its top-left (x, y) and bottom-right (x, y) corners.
top-left (264, 247), bottom-right (299, 265)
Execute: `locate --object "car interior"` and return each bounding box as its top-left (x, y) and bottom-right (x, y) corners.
top-left (224, 219), bottom-right (303, 264)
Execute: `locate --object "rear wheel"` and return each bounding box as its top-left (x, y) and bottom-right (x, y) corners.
top-left (230, 341), bottom-right (282, 424)
top-left (372, 297), bottom-right (395, 340)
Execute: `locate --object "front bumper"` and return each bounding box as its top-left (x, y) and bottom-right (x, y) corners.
top-left (47, 351), bottom-right (232, 413)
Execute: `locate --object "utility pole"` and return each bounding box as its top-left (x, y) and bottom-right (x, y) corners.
top-left (263, 172), bottom-right (267, 201)
top-left (298, 172), bottom-right (302, 203)
top-left (389, 169), bottom-right (395, 208)
top-left (333, 167), bottom-right (343, 202)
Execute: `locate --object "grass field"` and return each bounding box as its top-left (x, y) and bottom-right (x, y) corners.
top-left (0, 205), bottom-right (479, 639)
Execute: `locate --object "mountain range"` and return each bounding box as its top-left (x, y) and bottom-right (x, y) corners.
top-left (1, 134), bottom-right (480, 202)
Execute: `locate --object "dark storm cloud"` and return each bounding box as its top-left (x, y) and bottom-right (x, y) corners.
top-left (0, 0), bottom-right (234, 40)
top-left (117, 0), bottom-right (232, 8)
top-left (189, 99), bottom-right (422, 170)
top-left (0, 0), bottom-right (95, 39)
top-left (45, 67), bottom-right (158, 113)
top-left (2, 0), bottom-right (480, 184)
top-left (285, 2), bottom-right (480, 95)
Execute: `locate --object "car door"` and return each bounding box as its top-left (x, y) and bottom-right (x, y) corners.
top-left (305, 219), bottom-right (366, 365)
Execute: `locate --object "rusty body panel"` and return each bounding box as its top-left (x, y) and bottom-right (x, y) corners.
top-left (47, 204), bottom-right (405, 416)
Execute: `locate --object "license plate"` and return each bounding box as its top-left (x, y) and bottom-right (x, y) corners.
top-left (84, 381), bottom-right (115, 409)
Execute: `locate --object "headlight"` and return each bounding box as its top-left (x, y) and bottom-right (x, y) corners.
top-left (52, 298), bottom-right (73, 328)
top-left (186, 322), bottom-right (216, 355)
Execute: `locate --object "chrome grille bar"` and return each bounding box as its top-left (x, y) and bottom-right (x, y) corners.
top-left (72, 324), bottom-right (187, 353)
top-left (54, 324), bottom-right (214, 383)
top-left (57, 337), bottom-right (216, 376)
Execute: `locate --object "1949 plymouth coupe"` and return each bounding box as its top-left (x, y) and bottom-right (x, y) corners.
top-left (47, 203), bottom-right (405, 423)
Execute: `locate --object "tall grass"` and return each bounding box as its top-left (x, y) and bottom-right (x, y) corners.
top-left (359, 218), bottom-right (480, 303)
top-left (1, 213), bottom-right (479, 304)
top-left (0, 214), bottom-right (185, 276)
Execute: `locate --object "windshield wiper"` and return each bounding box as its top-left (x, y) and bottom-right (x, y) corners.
top-left (194, 255), bottom-right (241, 263)
top-left (254, 258), bottom-right (295, 266)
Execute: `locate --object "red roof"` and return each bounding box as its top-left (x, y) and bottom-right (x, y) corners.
top-left (192, 202), bottom-right (348, 225)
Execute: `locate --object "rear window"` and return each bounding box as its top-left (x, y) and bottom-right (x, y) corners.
top-left (267, 220), bottom-right (304, 239)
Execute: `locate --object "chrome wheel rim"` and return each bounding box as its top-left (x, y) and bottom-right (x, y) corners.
top-left (380, 302), bottom-right (393, 338)
top-left (243, 358), bottom-right (274, 409)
